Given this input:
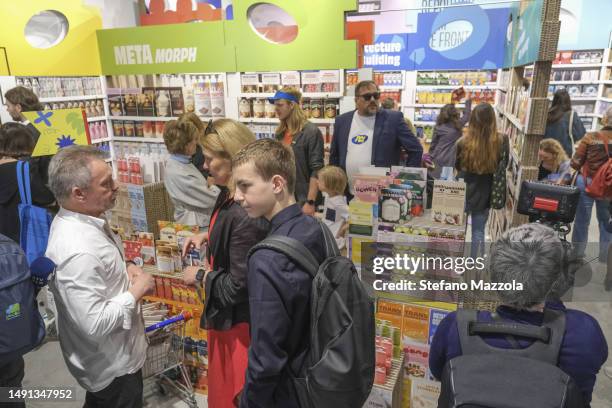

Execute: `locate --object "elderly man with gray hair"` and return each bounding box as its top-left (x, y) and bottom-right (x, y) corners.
top-left (429, 223), bottom-right (608, 406)
top-left (45, 145), bottom-right (154, 408)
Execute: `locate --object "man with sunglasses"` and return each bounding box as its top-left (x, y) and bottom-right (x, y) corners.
top-left (330, 80), bottom-right (422, 195)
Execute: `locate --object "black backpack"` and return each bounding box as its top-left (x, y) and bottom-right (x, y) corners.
top-left (248, 222), bottom-right (376, 408)
top-left (438, 308), bottom-right (585, 408)
top-left (0, 233), bottom-right (46, 364)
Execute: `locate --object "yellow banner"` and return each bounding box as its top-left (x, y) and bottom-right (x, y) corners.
top-left (24, 109), bottom-right (90, 157)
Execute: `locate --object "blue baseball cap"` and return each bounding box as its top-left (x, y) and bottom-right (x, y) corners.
top-left (268, 91), bottom-right (299, 104)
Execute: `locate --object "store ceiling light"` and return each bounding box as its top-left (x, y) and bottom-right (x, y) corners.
top-left (247, 3), bottom-right (298, 45)
top-left (24, 10), bottom-right (69, 49)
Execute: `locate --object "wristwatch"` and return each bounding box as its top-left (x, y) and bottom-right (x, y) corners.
top-left (195, 268), bottom-right (206, 282)
top-left (306, 199), bottom-right (315, 206)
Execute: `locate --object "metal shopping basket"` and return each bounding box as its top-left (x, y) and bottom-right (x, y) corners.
top-left (143, 312), bottom-right (199, 408)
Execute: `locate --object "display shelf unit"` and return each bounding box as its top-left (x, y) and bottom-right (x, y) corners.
top-left (91, 137), bottom-right (113, 144)
top-left (87, 116), bottom-right (107, 122)
top-left (114, 136), bottom-right (166, 143)
top-left (239, 92), bottom-right (343, 99)
top-left (39, 94), bottom-right (107, 103)
top-left (110, 115), bottom-right (179, 122)
top-left (488, 0), bottom-right (563, 240)
top-left (239, 117), bottom-right (335, 124)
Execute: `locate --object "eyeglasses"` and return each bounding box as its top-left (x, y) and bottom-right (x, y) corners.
top-left (204, 119), bottom-right (217, 136)
top-left (358, 92), bottom-right (381, 101)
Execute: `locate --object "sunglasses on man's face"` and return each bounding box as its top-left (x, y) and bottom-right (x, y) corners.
top-left (358, 92), bottom-right (381, 101)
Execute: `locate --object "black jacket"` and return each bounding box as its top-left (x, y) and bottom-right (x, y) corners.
top-left (455, 136), bottom-right (508, 212)
top-left (202, 187), bottom-right (269, 331)
top-left (0, 161), bottom-right (55, 243)
top-left (276, 121), bottom-right (324, 204)
top-left (241, 204), bottom-right (326, 408)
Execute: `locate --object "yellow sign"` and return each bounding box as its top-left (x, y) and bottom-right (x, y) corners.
top-left (0, 0), bottom-right (102, 75)
top-left (24, 109), bottom-right (90, 157)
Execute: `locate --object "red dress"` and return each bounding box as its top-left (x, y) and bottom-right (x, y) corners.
top-left (206, 206), bottom-right (250, 408)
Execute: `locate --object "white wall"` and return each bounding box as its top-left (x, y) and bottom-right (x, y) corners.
top-left (84, 0), bottom-right (140, 28)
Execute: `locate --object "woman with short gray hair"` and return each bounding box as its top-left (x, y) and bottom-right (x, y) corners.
top-left (429, 223), bottom-right (608, 406)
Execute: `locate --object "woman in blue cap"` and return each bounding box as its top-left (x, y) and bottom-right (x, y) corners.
top-left (269, 87), bottom-right (324, 215)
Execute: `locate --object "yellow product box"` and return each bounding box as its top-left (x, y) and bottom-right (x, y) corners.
top-left (158, 221), bottom-right (199, 244)
top-left (402, 304), bottom-right (430, 345)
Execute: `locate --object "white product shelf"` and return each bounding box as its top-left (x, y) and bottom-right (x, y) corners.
top-left (551, 63), bottom-right (603, 69)
top-left (39, 94), bottom-right (107, 103)
top-left (111, 116), bottom-right (178, 122)
top-left (239, 92), bottom-right (343, 99)
top-left (87, 116), bottom-right (107, 122)
top-left (91, 137), bottom-right (113, 144)
top-left (549, 81), bottom-right (600, 85)
top-left (239, 117), bottom-right (335, 124)
top-left (113, 136), bottom-right (165, 143)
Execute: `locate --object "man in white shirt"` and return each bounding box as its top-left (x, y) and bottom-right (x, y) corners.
top-left (46, 145), bottom-right (155, 408)
top-left (330, 80), bottom-right (422, 194)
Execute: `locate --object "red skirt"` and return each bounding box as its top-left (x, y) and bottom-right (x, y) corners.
top-left (207, 323), bottom-right (250, 408)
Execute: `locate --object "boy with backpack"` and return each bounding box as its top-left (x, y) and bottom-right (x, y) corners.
top-left (232, 139), bottom-right (375, 408)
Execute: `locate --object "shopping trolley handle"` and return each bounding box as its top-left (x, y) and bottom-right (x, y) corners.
top-left (145, 311), bottom-right (192, 333)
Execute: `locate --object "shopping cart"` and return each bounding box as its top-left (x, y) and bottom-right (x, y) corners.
top-left (143, 312), bottom-right (199, 408)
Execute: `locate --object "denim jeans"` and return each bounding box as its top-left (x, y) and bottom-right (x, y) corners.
top-left (571, 175), bottom-right (611, 262)
top-left (470, 209), bottom-right (490, 258)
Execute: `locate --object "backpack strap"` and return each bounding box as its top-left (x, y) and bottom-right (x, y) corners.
top-left (316, 219), bottom-right (340, 258)
top-left (457, 308), bottom-right (566, 365)
top-left (248, 236), bottom-right (319, 278)
top-left (16, 161), bottom-right (32, 205)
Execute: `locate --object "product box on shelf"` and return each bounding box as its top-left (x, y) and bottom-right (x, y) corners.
top-left (301, 71), bottom-right (321, 93)
top-left (168, 87), bottom-right (185, 116)
top-left (364, 355), bottom-right (405, 408)
top-left (240, 73), bottom-right (260, 93)
top-left (194, 80), bottom-right (212, 117)
top-left (349, 200), bottom-right (378, 237)
top-left (281, 71), bottom-right (301, 87)
top-left (428, 308), bottom-right (451, 344)
top-left (409, 378), bottom-right (441, 408)
top-left (431, 180), bottom-right (466, 227)
top-left (319, 70), bottom-right (341, 93)
top-left (140, 88), bottom-right (157, 117)
top-left (157, 221), bottom-right (199, 245)
top-left (261, 73), bottom-right (281, 93)
top-left (404, 341), bottom-right (430, 379)
top-left (123, 88), bottom-right (139, 116)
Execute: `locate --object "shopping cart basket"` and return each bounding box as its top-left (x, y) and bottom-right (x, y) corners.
top-left (143, 312), bottom-right (199, 408)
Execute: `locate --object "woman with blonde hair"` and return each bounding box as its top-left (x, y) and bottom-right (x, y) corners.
top-left (538, 138), bottom-right (571, 183)
top-left (455, 103), bottom-right (508, 257)
top-left (162, 119), bottom-right (219, 227)
top-left (269, 86), bottom-right (324, 215)
top-left (181, 118), bottom-right (268, 408)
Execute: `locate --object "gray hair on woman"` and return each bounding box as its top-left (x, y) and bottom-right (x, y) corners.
top-left (48, 145), bottom-right (107, 205)
top-left (489, 223), bottom-right (567, 309)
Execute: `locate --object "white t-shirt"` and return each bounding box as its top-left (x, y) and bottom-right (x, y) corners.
top-left (345, 111), bottom-right (376, 193)
top-left (322, 193), bottom-right (349, 249)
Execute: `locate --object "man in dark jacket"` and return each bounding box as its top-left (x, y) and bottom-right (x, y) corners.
top-left (232, 139), bottom-right (325, 408)
top-left (330, 80), bottom-right (422, 194)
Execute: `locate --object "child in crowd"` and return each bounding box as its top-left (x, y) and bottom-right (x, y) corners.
top-left (317, 165), bottom-right (349, 250)
top-left (231, 138), bottom-right (326, 408)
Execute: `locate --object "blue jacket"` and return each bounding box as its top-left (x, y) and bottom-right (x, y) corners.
top-left (241, 204), bottom-right (326, 408)
top-left (429, 302), bottom-right (608, 406)
top-left (330, 109), bottom-right (423, 170)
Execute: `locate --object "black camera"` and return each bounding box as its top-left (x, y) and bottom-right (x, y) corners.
top-left (517, 180), bottom-right (581, 240)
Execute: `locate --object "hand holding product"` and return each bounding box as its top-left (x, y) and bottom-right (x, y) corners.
top-left (129, 270), bottom-right (156, 300)
top-left (181, 232), bottom-right (207, 257)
